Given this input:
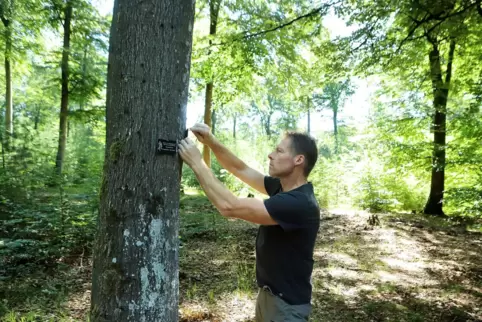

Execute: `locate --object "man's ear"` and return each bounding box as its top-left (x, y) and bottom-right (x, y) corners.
top-left (294, 155), bottom-right (305, 166)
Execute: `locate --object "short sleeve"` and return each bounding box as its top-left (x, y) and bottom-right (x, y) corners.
top-left (263, 192), bottom-right (316, 231)
top-left (264, 176), bottom-right (282, 197)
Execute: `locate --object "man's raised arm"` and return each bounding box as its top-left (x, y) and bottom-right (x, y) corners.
top-left (190, 123), bottom-right (267, 195)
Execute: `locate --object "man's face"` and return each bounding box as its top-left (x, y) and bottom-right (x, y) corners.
top-left (268, 137), bottom-right (300, 177)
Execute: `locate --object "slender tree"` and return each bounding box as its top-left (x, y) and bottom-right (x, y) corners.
top-left (203, 0), bottom-right (221, 167)
top-left (0, 0), bottom-right (14, 144)
top-left (54, 0), bottom-right (72, 174)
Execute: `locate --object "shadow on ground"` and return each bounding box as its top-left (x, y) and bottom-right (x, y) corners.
top-left (3, 195), bottom-right (481, 321)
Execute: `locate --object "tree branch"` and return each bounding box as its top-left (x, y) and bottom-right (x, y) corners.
top-left (477, 0), bottom-right (482, 16)
top-left (350, 18), bottom-right (380, 53)
top-left (445, 39), bottom-right (456, 85)
top-left (396, 3), bottom-right (475, 52)
top-left (212, 2), bottom-right (340, 46)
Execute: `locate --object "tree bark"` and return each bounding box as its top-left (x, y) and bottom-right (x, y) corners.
top-left (202, 0), bottom-right (221, 167)
top-left (55, 1), bottom-right (72, 175)
top-left (34, 105), bottom-right (41, 130)
top-left (90, 0), bottom-right (195, 321)
top-left (211, 108), bottom-right (216, 135)
top-left (423, 38), bottom-right (455, 216)
top-left (1, 14), bottom-right (12, 147)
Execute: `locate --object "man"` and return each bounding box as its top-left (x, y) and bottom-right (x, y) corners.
top-left (178, 123), bottom-right (320, 322)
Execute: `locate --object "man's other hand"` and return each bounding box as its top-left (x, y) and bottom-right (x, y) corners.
top-left (190, 123), bottom-right (214, 146)
top-left (179, 137), bottom-right (203, 168)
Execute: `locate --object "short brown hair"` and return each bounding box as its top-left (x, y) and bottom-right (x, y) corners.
top-left (285, 132), bottom-right (318, 177)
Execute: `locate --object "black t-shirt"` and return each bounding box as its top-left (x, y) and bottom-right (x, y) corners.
top-left (256, 176), bottom-right (320, 305)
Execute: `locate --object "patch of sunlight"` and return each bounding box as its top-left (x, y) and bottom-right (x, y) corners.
top-left (428, 261), bottom-right (453, 271)
top-left (184, 188), bottom-right (200, 195)
top-left (215, 291), bottom-right (256, 322)
top-left (312, 267), bottom-right (326, 276)
top-left (328, 283), bottom-right (359, 299)
top-left (422, 231), bottom-right (444, 244)
top-left (314, 249), bottom-right (328, 258)
top-left (179, 303), bottom-right (213, 321)
top-left (340, 287), bottom-right (358, 298)
top-left (396, 252), bottom-right (421, 261)
top-left (328, 208), bottom-right (355, 216)
top-left (211, 259), bottom-right (227, 265)
top-left (376, 270), bottom-right (400, 283)
top-left (328, 267), bottom-right (361, 280)
top-left (396, 237), bottom-right (419, 247)
top-left (359, 284), bottom-right (377, 293)
top-left (326, 252), bottom-right (359, 267)
top-left (380, 257), bottom-right (426, 272)
top-left (375, 228), bottom-right (398, 244)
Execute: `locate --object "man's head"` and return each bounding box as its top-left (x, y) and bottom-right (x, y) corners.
top-left (268, 132), bottom-right (318, 178)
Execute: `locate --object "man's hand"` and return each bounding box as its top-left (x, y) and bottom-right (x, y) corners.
top-left (179, 137), bottom-right (203, 168)
top-left (190, 123), bottom-right (214, 146)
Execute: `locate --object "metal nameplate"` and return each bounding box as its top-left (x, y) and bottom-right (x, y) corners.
top-left (156, 130), bottom-right (188, 155)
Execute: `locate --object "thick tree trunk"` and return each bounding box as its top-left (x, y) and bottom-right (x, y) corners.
top-left (202, 0), bottom-right (221, 167)
top-left (90, 0), bottom-right (195, 321)
top-left (1, 16), bottom-right (12, 146)
top-left (423, 39), bottom-right (455, 216)
top-left (55, 2), bottom-right (72, 175)
top-left (333, 108), bottom-right (338, 154)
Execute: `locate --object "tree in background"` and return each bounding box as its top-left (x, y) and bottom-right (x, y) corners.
top-left (0, 0), bottom-right (14, 143)
top-left (331, 0), bottom-right (482, 215)
top-left (313, 80), bottom-right (355, 155)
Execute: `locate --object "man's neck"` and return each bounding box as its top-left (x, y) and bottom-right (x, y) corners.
top-left (279, 174), bottom-right (308, 192)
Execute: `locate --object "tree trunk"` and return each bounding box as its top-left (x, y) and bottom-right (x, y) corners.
top-left (55, 1), bottom-right (72, 175)
top-left (262, 114), bottom-right (272, 138)
top-left (202, 0), bottom-right (221, 167)
top-left (80, 46), bottom-right (88, 111)
top-left (2, 16), bottom-right (12, 146)
top-left (333, 108), bottom-right (338, 154)
top-left (423, 39), bottom-right (455, 216)
top-left (211, 109), bottom-right (216, 135)
top-left (90, 0), bottom-right (195, 321)
top-left (233, 113), bottom-right (236, 139)
top-left (1, 132), bottom-right (5, 170)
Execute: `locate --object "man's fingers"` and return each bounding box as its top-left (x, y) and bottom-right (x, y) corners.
top-left (191, 131), bottom-right (204, 138)
top-left (178, 139), bottom-right (187, 150)
top-left (191, 123), bottom-right (210, 133)
top-left (179, 138), bottom-right (195, 150)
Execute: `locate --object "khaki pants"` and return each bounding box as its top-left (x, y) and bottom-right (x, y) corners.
top-left (255, 287), bottom-right (311, 322)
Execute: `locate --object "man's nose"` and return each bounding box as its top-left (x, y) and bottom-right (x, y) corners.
top-left (268, 153), bottom-right (273, 160)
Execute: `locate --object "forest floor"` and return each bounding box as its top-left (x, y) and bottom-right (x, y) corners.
top-left (2, 193), bottom-right (482, 321)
